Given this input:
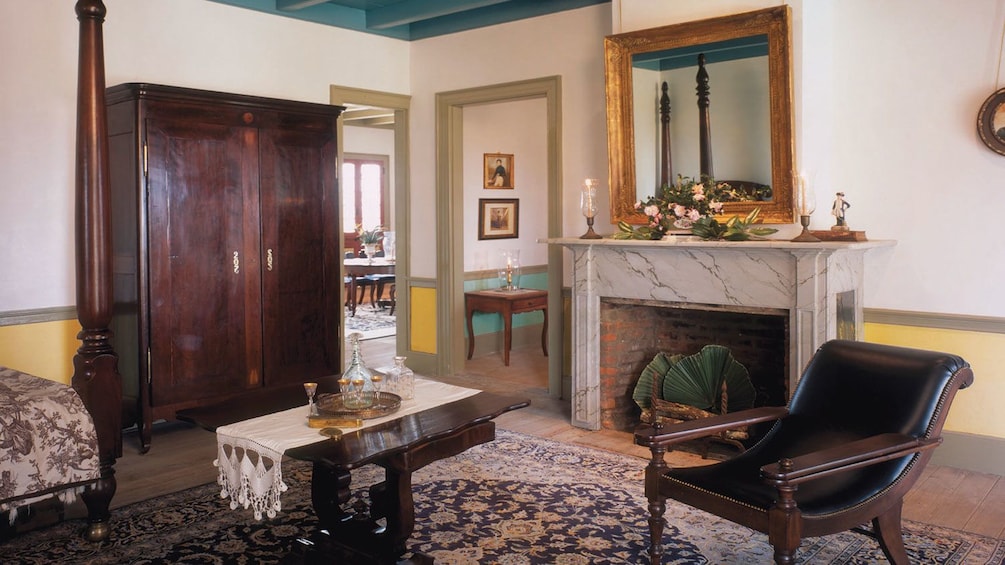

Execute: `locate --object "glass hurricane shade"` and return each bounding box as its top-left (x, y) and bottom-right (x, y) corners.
top-left (581, 179), bottom-right (599, 218)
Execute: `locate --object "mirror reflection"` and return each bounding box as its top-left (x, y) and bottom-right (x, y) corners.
top-left (633, 36), bottom-right (771, 202)
top-left (605, 6), bottom-right (794, 224)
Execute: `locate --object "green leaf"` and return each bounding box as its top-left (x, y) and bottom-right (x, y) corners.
top-left (660, 345), bottom-right (756, 413)
top-left (632, 352), bottom-right (675, 410)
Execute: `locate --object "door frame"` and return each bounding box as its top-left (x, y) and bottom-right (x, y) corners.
top-left (434, 76), bottom-right (564, 397)
top-left (330, 86), bottom-right (412, 358)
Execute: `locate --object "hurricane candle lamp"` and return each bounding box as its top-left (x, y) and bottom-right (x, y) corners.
top-left (579, 178), bottom-right (603, 239)
top-left (791, 173), bottom-right (820, 242)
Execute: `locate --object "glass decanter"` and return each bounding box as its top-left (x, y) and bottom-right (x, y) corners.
top-left (343, 332), bottom-right (375, 409)
top-left (386, 356), bottom-right (414, 400)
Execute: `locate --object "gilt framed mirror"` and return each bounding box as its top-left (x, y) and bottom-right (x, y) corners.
top-left (605, 6), bottom-right (794, 225)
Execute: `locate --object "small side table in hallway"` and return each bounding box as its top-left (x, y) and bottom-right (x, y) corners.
top-left (465, 289), bottom-right (548, 366)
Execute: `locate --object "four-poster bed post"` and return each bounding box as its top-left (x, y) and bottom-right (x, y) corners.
top-left (71, 0), bottom-right (121, 543)
top-left (696, 54), bottom-right (713, 179)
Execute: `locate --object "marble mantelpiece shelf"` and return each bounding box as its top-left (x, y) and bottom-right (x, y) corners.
top-left (544, 237), bottom-right (895, 251)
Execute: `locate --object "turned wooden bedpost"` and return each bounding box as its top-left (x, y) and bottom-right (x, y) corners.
top-left (659, 81), bottom-right (673, 187)
top-left (72, 0), bottom-right (122, 543)
top-left (696, 54), bottom-right (713, 180)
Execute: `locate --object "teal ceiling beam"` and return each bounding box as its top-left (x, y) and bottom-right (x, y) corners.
top-left (205, 0), bottom-right (610, 41)
top-left (366, 0), bottom-right (510, 30)
top-left (206, 0), bottom-right (412, 39)
top-left (408, 0), bottom-right (609, 40)
top-left (276, 0), bottom-right (328, 10)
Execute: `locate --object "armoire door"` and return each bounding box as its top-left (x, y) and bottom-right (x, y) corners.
top-left (259, 124), bottom-right (341, 385)
top-left (145, 117), bottom-right (264, 406)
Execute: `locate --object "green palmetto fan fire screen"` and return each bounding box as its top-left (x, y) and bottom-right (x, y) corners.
top-left (632, 345), bottom-right (756, 416)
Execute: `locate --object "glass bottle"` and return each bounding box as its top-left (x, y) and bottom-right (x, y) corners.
top-left (343, 332), bottom-right (374, 409)
top-left (387, 356), bottom-right (414, 400)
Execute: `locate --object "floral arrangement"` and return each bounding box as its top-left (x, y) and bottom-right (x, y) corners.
top-left (613, 175), bottom-right (777, 241)
top-left (612, 175), bottom-right (729, 240)
top-left (356, 224), bottom-right (384, 244)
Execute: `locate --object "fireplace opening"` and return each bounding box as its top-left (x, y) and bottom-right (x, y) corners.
top-left (599, 298), bottom-right (789, 431)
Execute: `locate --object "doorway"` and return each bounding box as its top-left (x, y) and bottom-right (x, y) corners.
top-left (330, 86), bottom-right (411, 358)
top-left (434, 76), bottom-right (564, 398)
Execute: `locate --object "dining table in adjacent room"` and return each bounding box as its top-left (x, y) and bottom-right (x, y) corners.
top-left (344, 257), bottom-right (395, 316)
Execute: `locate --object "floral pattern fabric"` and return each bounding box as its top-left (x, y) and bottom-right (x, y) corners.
top-left (0, 366), bottom-right (100, 522)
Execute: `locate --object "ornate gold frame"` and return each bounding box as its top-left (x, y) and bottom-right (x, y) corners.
top-left (605, 6), bottom-right (795, 224)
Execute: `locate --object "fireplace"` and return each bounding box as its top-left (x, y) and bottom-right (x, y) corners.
top-left (549, 237), bottom-right (894, 430)
top-left (600, 298), bottom-right (788, 430)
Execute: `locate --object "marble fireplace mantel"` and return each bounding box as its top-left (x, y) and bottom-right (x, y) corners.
top-left (548, 237), bottom-right (895, 430)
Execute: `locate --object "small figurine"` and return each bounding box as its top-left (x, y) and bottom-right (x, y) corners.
top-left (831, 192), bottom-right (850, 231)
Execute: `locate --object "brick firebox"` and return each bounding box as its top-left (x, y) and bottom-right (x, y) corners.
top-left (599, 298), bottom-right (789, 431)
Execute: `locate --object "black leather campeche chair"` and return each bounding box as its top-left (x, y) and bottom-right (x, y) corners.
top-left (635, 340), bottom-right (974, 564)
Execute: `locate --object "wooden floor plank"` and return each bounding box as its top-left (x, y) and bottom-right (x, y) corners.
top-left (966, 475), bottom-right (1005, 538)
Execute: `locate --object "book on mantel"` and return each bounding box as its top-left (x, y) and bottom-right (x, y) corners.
top-left (809, 230), bottom-right (867, 241)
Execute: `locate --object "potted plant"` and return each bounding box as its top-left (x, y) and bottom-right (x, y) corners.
top-left (357, 224), bottom-right (383, 263)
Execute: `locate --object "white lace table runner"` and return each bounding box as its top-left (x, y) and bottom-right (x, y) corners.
top-left (215, 378), bottom-right (480, 520)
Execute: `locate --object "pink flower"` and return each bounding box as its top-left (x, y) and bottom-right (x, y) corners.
top-left (711, 202), bottom-right (723, 213)
top-left (634, 200), bottom-right (643, 210)
top-left (687, 208), bottom-right (701, 221)
top-left (672, 204), bottom-right (686, 218)
top-left (643, 204), bottom-right (660, 217)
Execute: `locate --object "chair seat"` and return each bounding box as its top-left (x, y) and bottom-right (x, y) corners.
top-left (665, 429), bottom-right (912, 517)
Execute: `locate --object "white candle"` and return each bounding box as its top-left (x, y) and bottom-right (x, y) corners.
top-left (799, 174), bottom-right (808, 215)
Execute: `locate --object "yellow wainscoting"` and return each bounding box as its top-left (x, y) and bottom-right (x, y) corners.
top-left (0, 319), bottom-right (78, 385)
top-left (409, 286), bottom-right (437, 354)
top-left (865, 323), bottom-right (1005, 439)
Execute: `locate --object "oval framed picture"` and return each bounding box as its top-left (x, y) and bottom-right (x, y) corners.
top-left (977, 87), bottom-right (1005, 156)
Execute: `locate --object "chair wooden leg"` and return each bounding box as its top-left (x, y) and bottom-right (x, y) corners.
top-left (644, 448), bottom-right (669, 565)
top-left (767, 484), bottom-right (801, 565)
top-left (873, 501), bottom-right (910, 565)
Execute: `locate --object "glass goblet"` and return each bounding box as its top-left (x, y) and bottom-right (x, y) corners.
top-left (303, 382), bottom-right (318, 416)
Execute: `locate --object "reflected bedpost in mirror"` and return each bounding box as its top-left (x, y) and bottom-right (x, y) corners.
top-left (605, 6), bottom-right (795, 225)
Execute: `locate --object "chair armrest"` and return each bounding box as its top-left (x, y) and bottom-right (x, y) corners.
top-left (635, 406), bottom-right (788, 448)
top-left (759, 433), bottom-right (941, 486)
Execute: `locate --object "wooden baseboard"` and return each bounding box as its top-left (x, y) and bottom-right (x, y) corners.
top-left (935, 431), bottom-right (1005, 475)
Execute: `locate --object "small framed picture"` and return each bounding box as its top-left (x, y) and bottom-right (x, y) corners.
top-left (478, 198), bottom-right (519, 240)
top-left (484, 153), bottom-right (514, 189)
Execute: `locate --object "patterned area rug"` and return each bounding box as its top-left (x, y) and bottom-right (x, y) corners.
top-left (2, 430), bottom-right (1003, 564)
top-left (345, 305), bottom-right (396, 340)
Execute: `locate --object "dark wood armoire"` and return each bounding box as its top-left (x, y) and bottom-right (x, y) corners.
top-left (107, 83), bottom-right (344, 450)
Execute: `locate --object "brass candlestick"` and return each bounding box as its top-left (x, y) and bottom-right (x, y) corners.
top-left (791, 214), bottom-right (821, 242)
top-left (581, 216), bottom-right (602, 239)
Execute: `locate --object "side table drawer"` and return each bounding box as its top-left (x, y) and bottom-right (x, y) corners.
top-left (511, 297), bottom-right (547, 312)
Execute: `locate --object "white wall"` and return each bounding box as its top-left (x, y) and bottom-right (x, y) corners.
top-left (0, 0), bottom-right (409, 311)
top-left (408, 5), bottom-right (612, 280)
top-left (463, 99), bottom-right (548, 273)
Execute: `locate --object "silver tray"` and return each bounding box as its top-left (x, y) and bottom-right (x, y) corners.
top-left (316, 391), bottom-right (402, 419)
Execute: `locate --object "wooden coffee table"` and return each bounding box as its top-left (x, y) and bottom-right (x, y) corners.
top-left (177, 377), bottom-right (529, 564)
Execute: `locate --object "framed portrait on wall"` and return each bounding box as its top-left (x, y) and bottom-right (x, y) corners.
top-left (478, 198), bottom-right (519, 240)
top-left (484, 153), bottom-right (514, 189)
